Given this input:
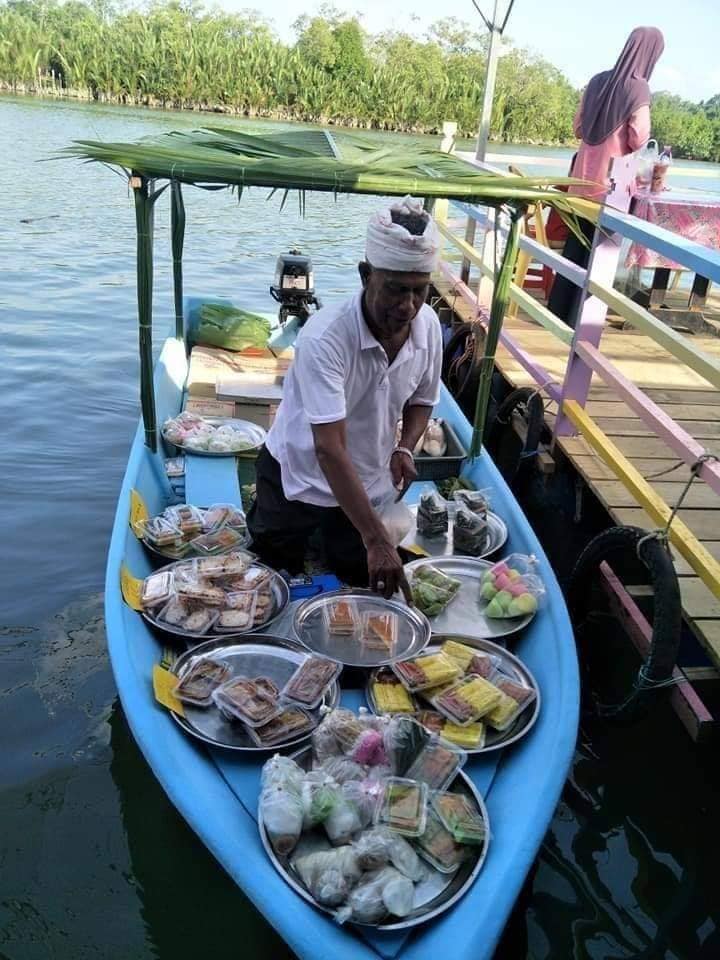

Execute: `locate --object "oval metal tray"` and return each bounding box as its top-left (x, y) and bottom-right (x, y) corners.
top-left (366, 635), bottom-right (541, 753)
top-left (169, 635), bottom-right (340, 751)
top-left (259, 744), bottom-right (490, 929)
top-left (404, 556), bottom-right (535, 640)
top-left (292, 588), bottom-right (431, 667)
top-left (142, 558), bottom-right (290, 640)
top-left (400, 507), bottom-right (507, 560)
top-left (162, 417), bottom-right (266, 458)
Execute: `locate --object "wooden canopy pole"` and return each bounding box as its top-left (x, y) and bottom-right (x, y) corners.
top-left (171, 180), bottom-right (186, 341)
top-left (132, 173), bottom-right (159, 452)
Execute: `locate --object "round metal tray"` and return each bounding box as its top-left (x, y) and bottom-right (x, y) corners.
top-left (400, 507), bottom-right (507, 560)
top-left (366, 635), bottom-right (541, 753)
top-left (162, 417), bottom-right (266, 458)
top-left (169, 635), bottom-right (340, 751)
top-left (404, 556), bottom-right (535, 640)
top-left (259, 744), bottom-right (490, 929)
top-left (292, 588), bottom-right (431, 667)
top-left (142, 559), bottom-right (290, 640)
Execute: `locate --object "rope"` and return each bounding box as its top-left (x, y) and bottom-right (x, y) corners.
top-left (596, 661), bottom-right (687, 717)
top-left (636, 453), bottom-right (720, 559)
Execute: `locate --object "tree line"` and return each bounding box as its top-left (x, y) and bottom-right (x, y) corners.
top-left (1, 0), bottom-right (719, 161)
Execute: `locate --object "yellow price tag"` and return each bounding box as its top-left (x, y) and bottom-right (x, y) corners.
top-left (129, 488), bottom-right (149, 538)
top-left (152, 664), bottom-right (184, 716)
top-left (404, 543), bottom-right (430, 558)
top-left (120, 563), bottom-right (144, 611)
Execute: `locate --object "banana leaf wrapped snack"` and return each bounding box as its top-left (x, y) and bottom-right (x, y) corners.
top-left (416, 489), bottom-right (449, 537)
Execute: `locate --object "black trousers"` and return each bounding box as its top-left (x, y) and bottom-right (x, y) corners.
top-left (546, 218), bottom-right (596, 327)
top-left (247, 447), bottom-right (369, 587)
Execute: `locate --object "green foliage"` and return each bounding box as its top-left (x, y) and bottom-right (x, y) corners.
top-left (1, 0), bottom-right (719, 159)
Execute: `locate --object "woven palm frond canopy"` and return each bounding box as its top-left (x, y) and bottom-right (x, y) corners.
top-left (65, 127), bottom-right (598, 455)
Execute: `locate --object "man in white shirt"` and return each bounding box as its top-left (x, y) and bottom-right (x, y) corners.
top-left (247, 197), bottom-right (443, 598)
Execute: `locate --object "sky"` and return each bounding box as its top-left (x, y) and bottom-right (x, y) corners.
top-left (228, 0), bottom-right (719, 103)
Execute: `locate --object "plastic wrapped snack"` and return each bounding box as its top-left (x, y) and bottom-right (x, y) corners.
top-left (259, 755), bottom-right (304, 855)
top-left (312, 708), bottom-right (382, 761)
top-left (433, 792), bottom-right (486, 845)
top-left (282, 656), bottom-right (342, 709)
top-left (411, 565), bottom-right (461, 618)
top-left (362, 611), bottom-right (397, 652)
top-left (191, 527), bottom-right (244, 555)
top-left (182, 607), bottom-right (220, 635)
top-left (173, 658), bottom-right (231, 706)
top-left (252, 590), bottom-right (274, 626)
top-left (213, 677), bottom-right (279, 727)
top-left (157, 596), bottom-right (191, 628)
top-left (414, 710), bottom-right (485, 749)
top-left (479, 554), bottom-right (544, 618)
top-left (250, 707), bottom-right (316, 748)
top-left (167, 504), bottom-right (204, 537)
top-left (485, 678), bottom-right (536, 731)
top-left (416, 808), bottom-right (471, 874)
top-left (414, 565), bottom-right (462, 596)
top-left (422, 419), bottom-right (447, 458)
top-left (392, 653), bottom-right (462, 693)
top-left (383, 715), bottom-right (430, 776)
top-left (164, 456), bottom-right (185, 478)
top-left (324, 787), bottom-right (364, 846)
top-left (318, 756), bottom-right (367, 784)
top-left (432, 675), bottom-right (503, 725)
top-left (201, 503), bottom-right (235, 533)
top-left (452, 504), bottom-right (489, 557)
top-left (416, 489), bottom-right (449, 538)
top-left (299, 773), bottom-right (338, 829)
top-left (215, 607), bottom-right (253, 632)
top-left (404, 737), bottom-right (467, 791)
top-left (325, 599), bottom-right (358, 637)
top-left (141, 570), bottom-right (174, 608)
top-left (452, 488), bottom-right (491, 517)
top-left (350, 729), bottom-right (388, 767)
top-left (238, 565), bottom-right (272, 590)
top-left (342, 780), bottom-right (384, 830)
top-left (354, 828), bottom-right (425, 880)
top-left (337, 866), bottom-right (415, 924)
top-left (441, 639), bottom-right (489, 674)
top-left (292, 848), bottom-right (361, 907)
top-left (175, 580), bottom-right (226, 606)
top-left (375, 777), bottom-right (428, 838)
top-left (141, 516), bottom-right (181, 548)
top-left (370, 668), bottom-right (417, 714)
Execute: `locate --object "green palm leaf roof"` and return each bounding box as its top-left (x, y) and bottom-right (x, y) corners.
top-left (63, 127), bottom-right (597, 217)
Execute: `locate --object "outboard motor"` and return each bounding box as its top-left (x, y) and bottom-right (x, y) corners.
top-left (270, 249), bottom-right (322, 326)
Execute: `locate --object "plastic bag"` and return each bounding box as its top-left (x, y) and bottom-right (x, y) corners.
top-left (452, 487), bottom-right (491, 517)
top-left (376, 495), bottom-right (413, 547)
top-left (300, 773), bottom-right (338, 829)
top-left (261, 754), bottom-right (304, 793)
top-left (292, 847), bottom-right (361, 907)
top-left (382, 715), bottom-right (431, 776)
top-left (354, 828), bottom-right (424, 880)
top-left (479, 553), bottom-right (545, 618)
top-left (260, 785), bottom-right (304, 856)
top-left (350, 728), bottom-right (388, 767)
top-left (416, 487), bottom-right (449, 538)
top-left (635, 139), bottom-right (658, 191)
top-left (411, 564), bottom-right (461, 617)
top-left (324, 788), bottom-right (363, 846)
top-left (341, 780), bottom-right (384, 830)
top-left (318, 756), bottom-right (367, 784)
top-left (195, 302), bottom-right (271, 352)
top-left (452, 504), bottom-right (489, 557)
top-left (421, 419), bottom-right (447, 457)
top-left (336, 866), bottom-right (415, 924)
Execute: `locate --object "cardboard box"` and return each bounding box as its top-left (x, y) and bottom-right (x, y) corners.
top-left (186, 346), bottom-right (290, 398)
top-left (216, 379), bottom-right (284, 404)
top-left (184, 397), bottom-right (236, 418)
top-left (233, 401), bottom-right (279, 431)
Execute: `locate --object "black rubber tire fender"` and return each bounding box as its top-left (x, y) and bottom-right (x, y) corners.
top-left (567, 525), bottom-right (681, 684)
top-left (486, 387), bottom-right (545, 482)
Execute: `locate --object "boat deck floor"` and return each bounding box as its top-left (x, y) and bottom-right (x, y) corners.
top-left (433, 276), bottom-right (720, 671)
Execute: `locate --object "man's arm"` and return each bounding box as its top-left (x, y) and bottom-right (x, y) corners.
top-left (312, 420), bottom-right (411, 601)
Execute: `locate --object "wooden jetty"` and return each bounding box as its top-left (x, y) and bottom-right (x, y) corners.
top-left (433, 142), bottom-right (720, 740)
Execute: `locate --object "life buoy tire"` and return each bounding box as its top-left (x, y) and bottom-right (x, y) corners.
top-left (485, 387), bottom-right (545, 484)
top-left (568, 525), bottom-right (682, 712)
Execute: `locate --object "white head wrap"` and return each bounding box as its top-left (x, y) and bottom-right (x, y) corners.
top-left (365, 195), bottom-right (440, 274)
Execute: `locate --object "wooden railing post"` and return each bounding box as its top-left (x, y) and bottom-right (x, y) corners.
top-left (555, 155), bottom-right (636, 437)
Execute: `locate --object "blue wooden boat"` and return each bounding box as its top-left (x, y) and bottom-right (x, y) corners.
top-left (71, 128), bottom-right (581, 960)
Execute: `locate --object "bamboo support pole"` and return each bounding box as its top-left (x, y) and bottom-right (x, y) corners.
top-left (133, 174), bottom-right (158, 452)
top-left (171, 180), bottom-right (186, 341)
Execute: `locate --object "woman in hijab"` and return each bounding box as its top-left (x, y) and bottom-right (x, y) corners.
top-left (547, 26), bottom-right (665, 324)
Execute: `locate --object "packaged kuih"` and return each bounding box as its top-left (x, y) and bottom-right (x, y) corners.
top-left (292, 847), bottom-right (362, 908)
top-left (318, 756), bottom-right (367, 785)
top-left (452, 487), bottom-right (491, 517)
top-left (164, 456), bottom-right (185, 478)
top-left (166, 503), bottom-right (204, 537)
top-left (282, 656), bottom-right (342, 709)
top-left (415, 807), bottom-right (472, 874)
top-left (324, 598), bottom-right (358, 637)
top-left (190, 526), bottom-right (245, 555)
top-left (200, 502), bottom-right (236, 533)
top-left (174, 604), bottom-right (219, 635)
top-left (416, 488), bottom-right (449, 538)
top-left (237, 565), bottom-right (272, 590)
top-left (140, 516), bottom-right (182, 549)
top-left (404, 737), bottom-right (467, 791)
top-left (323, 785), bottom-right (364, 846)
top-left (369, 668), bottom-right (417, 715)
top-left (411, 565), bottom-right (461, 618)
top-left (375, 777), bottom-right (428, 838)
top-left (259, 754), bottom-right (304, 855)
top-left (175, 579), bottom-right (226, 607)
top-left (224, 505), bottom-right (247, 531)
top-left (484, 674), bottom-right (537, 731)
top-left (383, 715), bottom-right (430, 776)
top-left (415, 710), bottom-right (487, 750)
top-left (361, 611), bottom-right (398, 652)
top-left (353, 827), bottom-right (425, 880)
top-left (173, 657), bottom-right (231, 707)
top-left (433, 791), bottom-right (486, 845)
top-left (440, 639), bottom-right (495, 676)
top-left (312, 707), bottom-right (384, 760)
top-left (195, 550), bottom-right (252, 580)
top-left (298, 770), bottom-right (339, 829)
top-left (212, 676), bottom-right (279, 727)
top-left (432, 675), bottom-right (503, 726)
top-left (480, 554), bottom-right (544, 618)
top-left (452, 504), bottom-right (489, 556)
top-left (392, 652), bottom-right (462, 693)
top-left (215, 593), bottom-right (256, 632)
top-left (140, 570), bottom-right (174, 608)
top-left (249, 707), bottom-right (317, 748)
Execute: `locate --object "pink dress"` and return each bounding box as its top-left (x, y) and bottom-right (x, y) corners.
top-left (569, 98), bottom-right (650, 202)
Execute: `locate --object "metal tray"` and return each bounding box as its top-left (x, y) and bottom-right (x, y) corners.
top-left (292, 589), bottom-right (431, 667)
top-left (404, 556), bottom-right (535, 640)
top-left (366, 635), bottom-right (541, 753)
top-left (259, 744), bottom-right (490, 929)
top-left (169, 635), bottom-right (340, 751)
top-left (400, 507), bottom-right (507, 560)
top-left (142, 559), bottom-right (290, 640)
top-left (162, 417), bottom-right (266, 458)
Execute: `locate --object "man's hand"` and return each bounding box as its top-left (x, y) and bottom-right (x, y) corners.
top-left (390, 448), bottom-right (417, 500)
top-left (366, 534), bottom-right (412, 602)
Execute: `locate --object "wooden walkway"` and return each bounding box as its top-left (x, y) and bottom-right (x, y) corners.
top-left (434, 276), bottom-right (720, 669)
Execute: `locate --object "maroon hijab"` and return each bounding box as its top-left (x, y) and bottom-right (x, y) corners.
top-left (578, 26), bottom-right (665, 146)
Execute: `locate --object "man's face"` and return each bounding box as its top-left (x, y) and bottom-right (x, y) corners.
top-left (359, 262), bottom-right (430, 337)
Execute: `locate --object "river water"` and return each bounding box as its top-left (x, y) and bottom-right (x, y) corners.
top-left (1, 95), bottom-right (719, 959)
